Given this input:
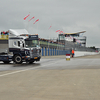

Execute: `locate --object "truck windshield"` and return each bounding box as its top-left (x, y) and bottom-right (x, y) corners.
top-left (25, 40), bottom-right (39, 48)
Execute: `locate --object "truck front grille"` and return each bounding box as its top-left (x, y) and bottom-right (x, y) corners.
top-left (30, 48), bottom-right (39, 58)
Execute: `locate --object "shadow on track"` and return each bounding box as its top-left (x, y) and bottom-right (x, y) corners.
top-left (13, 62), bottom-right (41, 67)
top-left (0, 61), bottom-right (41, 68)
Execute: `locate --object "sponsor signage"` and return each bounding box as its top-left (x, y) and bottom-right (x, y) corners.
top-left (29, 35), bottom-right (38, 39)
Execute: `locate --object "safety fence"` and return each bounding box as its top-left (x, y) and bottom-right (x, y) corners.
top-left (41, 47), bottom-right (70, 56)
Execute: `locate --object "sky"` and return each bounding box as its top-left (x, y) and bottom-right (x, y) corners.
top-left (0, 0), bottom-right (100, 47)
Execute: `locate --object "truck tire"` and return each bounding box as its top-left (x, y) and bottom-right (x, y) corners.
top-left (14, 55), bottom-right (22, 64)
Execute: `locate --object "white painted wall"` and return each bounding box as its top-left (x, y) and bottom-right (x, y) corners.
top-left (74, 51), bottom-right (99, 57)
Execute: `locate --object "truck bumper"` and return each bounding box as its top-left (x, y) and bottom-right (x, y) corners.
top-left (22, 56), bottom-right (41, 62)
top-left (0, 55), bottom-right (12, 61)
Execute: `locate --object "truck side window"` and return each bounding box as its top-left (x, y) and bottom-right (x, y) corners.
top-left (18, 41), bottom-right (20, 47)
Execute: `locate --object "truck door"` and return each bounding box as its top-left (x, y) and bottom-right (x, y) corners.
top-left (13, 40), bottom-right (24, 49)
top-left (19, 40), bottom-right (25, 49)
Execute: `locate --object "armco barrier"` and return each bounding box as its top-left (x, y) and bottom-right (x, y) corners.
top-left (41, 48), bottom-right (71, 56)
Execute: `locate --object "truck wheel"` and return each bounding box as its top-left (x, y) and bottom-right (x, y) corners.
top-left (3, 61), bottom-right (10, 64)
top-left (14, 55), bottom-right (22, 64)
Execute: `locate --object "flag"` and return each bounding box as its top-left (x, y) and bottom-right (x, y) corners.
top-left (33, 19), bottom-right (39, 24)
top-left (59, 31), bottom-right (63, 34)
top-left (60, 31), bottom-right (63, 33)
top-left (24, 14), bottom-right (30, 20)
top-left (28, 16), bottom-right (35, 22)
top-left (56, 30), bottom-right (60, 32)
top-left (59, 31), bottom-right (61, 34)
top-left (49, 25), bottom-right (52, 29)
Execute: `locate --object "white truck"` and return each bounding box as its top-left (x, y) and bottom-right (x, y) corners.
top-left (0, 29), bottom-right (41, 64)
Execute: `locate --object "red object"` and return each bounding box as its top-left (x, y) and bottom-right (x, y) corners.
top-left (3, 31), bottom-right (5, 34)
top-left (72, 50), bottom-right (74, 53)
top-left (24, 14), bottom-right (30, 20)
top-left (60, 31), bottom-right (63, 33)
top-left (56, 30), bottom-right (60, 32)
top-left (66, 54), bottom-right (70, 56)
top-left (28, 16), bottom-right (35, 22)
top-left (49, 25), bottom-right (52, 29)
top-left (59, 31), bottom-right (63, 34)
top-left (33, 19), bottom-right (39, 24)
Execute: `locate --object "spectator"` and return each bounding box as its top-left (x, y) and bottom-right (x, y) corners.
top-left (3, 31), bottom-right (5, 35)
top-left (1, 31), bottom-right (3, 35)
top-left (5, 31), bottom-right (9, 35)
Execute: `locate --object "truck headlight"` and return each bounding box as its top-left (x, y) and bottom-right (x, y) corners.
top-left (36, 49), bottom-right (41, 53)
top-left (26, 56), bottom-right (30, 58)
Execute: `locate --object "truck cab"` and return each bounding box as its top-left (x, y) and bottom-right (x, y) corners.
top-left (0, 29), bottom-right (41, 64)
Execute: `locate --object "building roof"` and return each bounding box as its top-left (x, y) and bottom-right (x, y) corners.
top-left (64, 31), bottom-right (86, 35)
top-left (8, 29), bottom-right (29, 36)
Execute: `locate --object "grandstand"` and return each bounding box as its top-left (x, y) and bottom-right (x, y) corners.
top-left (59, 31), bottom-right (86, 47)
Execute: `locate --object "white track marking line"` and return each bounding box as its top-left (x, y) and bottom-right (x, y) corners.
top-left (0, 60), bottom-right (62, 77)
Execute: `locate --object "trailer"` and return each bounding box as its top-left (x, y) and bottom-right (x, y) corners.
top-left (0, 29), bottom-right (41, 64)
